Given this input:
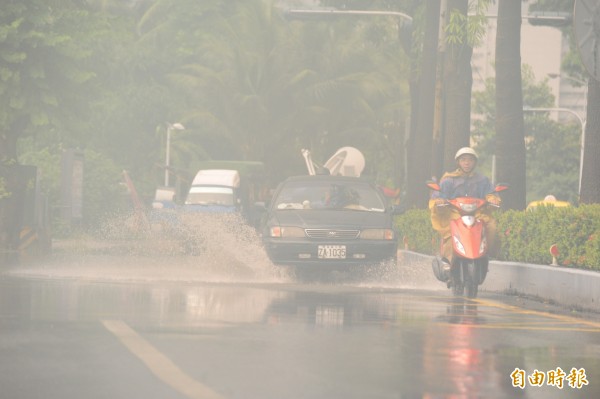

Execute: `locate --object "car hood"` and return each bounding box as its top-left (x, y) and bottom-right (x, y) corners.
top-left (270, 209), bottom-right (392, 229)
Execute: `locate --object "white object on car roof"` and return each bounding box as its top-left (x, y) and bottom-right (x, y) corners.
top-left (324, 147), bottom-right (365, 177)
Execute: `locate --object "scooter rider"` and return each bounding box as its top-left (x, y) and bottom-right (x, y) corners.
top-left (429, 147), bottom-right (501, 268)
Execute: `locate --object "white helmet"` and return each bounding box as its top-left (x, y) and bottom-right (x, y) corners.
top-left (455, 147), bottom-right (478, 161)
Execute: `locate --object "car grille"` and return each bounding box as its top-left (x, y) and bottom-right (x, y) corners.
top-left (305, 229), bottom-right (360, 240)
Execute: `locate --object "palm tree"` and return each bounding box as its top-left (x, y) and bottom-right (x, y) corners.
top-left (405, 0), bottom-right (440, 208)
top-left (167, 0), bottom-right (409, 183)
top-left (580, 78), bottom-right (600, 203)
top-left (494, 0), bottom-right (526, 210)
top-left (440, 0), bottom-right (484, 174)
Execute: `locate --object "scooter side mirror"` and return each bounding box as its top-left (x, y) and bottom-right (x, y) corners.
top-left (494, 183), bottom-right (509, 192)
top-left (426, 180), bottom-right (440, 191)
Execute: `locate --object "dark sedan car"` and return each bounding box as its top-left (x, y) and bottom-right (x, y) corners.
top-left (260, 175), bottom-right (402, 269)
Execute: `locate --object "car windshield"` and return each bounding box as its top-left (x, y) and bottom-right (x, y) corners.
top-left (274, 180), bottom-right (385, 212)
top-left (185, 186), bottom-right (234, 206)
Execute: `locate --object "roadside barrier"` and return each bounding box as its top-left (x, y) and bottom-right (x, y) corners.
top-left (400, 250), bottom-right (600, 312)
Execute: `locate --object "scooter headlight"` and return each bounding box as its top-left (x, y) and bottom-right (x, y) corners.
top-left (461, 215), bottom-right (476, 227)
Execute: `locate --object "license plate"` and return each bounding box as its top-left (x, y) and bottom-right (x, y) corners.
top-left (318, 245), bottom-right (346, 259)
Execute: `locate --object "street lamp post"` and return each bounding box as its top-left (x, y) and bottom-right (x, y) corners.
top-left (523, 107), bottom-right (586, 195)
top-left (165, 122), bottom-right (185, 187)
top-left (284, 8), bottom-right (412, 52)
top-left (548, 73), bottom-right (587, 86)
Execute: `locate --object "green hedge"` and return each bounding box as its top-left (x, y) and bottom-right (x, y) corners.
top-left (394, 204), bottom-right (600, 271)
top-left (394, 209), bottom-right (438, 255)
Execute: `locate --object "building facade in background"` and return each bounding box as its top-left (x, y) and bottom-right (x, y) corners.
top-left (472, 1), bottom-right (586, 123)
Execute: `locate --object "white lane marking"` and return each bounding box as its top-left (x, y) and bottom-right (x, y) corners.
top-left (102, 320), bottom-right (225, 399)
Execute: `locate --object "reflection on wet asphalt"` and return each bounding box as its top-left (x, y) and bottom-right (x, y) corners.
top-left (2, 264), bottom-right (600, 399)
top-left (1, 224), bottom-right (599, 399)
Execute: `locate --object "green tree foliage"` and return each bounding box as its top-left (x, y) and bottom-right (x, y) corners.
top-left (0, 1), bottom-right (99, 157)
top-left (0, 0), bottom-right (105, 261)
top-left (526, 118), bottom-right (580, 204)
top-left (18, 141), bottom-right (126, 230)
top-left (1, 0), bottom-right (411, 242)
top-left (472, 66), bottom-right (580, 204)
top-left (530, 0), bottom-right (600, 204)
top-left (163, 0), bottom-right (410, 184)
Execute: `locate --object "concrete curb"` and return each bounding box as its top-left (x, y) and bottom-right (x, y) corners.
top-left (400, 250), bottom-right (600, 312)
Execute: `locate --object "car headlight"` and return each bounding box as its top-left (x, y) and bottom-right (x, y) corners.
top-left (361, 229), bottom-right (394, 240)
top-left (269, 226), bottom-right (306, 238)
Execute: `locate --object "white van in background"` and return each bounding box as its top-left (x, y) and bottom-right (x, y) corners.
top-left (184, 169), bottom-right (242, 214)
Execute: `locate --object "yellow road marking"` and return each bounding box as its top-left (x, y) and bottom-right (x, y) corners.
top-left (438, 323), bottom-right (600, 333)
top-left (472, 298), bottom-right (600, 329)
top-left (423, 296), bottom-right (600, 332)
top-left (102, 320), bottom-right (225, 399)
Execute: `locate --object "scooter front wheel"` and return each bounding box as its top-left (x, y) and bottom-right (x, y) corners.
top-left (450, 263), bottom-right (464, 296)
top-left (465, 260), bottom-right (478, 298)
top-left (452, 281), bottom-right (465, 296)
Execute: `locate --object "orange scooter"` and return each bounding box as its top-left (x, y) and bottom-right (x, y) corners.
top-left (428, 181), bottom-right (508, 298)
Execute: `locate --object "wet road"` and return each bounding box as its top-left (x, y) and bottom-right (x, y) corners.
top-left (1, 251), bottom-right (600, 399)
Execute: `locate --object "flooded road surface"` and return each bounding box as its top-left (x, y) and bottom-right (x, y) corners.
top-left (1, 216), bottom-right (600, 399)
